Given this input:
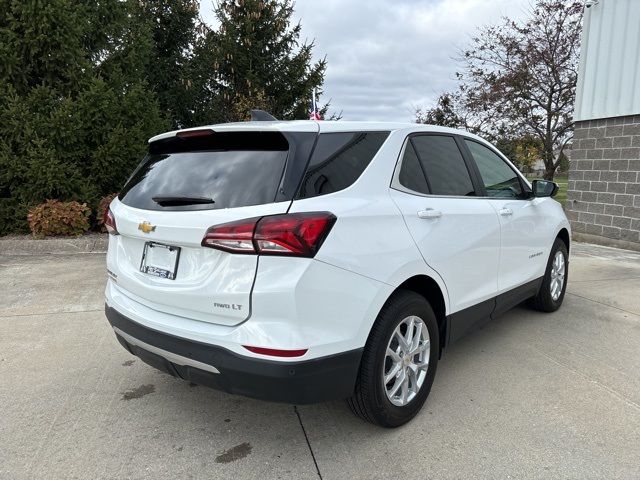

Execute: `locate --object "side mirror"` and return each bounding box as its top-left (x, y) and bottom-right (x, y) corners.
top-left (532, 179), bottom-right (558, 198)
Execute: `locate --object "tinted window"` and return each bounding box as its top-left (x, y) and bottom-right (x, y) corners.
top-left (398, 142), bottom-right (429, 194)
top-left (296, 131), bottom-right (389, 199)
top-left (120, 132), bottom-right (289, 211)
top-left (411, 135), bottom-right (475, 196)
top-left (465, 140), bottom-right (524, 198)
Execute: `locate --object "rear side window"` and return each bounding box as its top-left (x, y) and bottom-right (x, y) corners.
top-left (398, 142), bottom-right (429, 194)
top-left (119, 132), bottom-right (290, 211)
top-left (411, 135), bottom-right (475, 196)
top-left (295, 131), bottom-right (389, 199)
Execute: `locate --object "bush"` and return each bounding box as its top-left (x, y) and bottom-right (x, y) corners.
top-left (96, 193), bottom-right (118, 231)
top-left (27, 200), bottom-right (91, 237)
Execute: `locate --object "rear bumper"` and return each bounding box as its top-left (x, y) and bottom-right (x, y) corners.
top-left (105, 305), bottom-right (363, 404)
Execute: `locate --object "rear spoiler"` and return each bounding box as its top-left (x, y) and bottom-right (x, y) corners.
top-left (148, 130), bottom-right (289, 154)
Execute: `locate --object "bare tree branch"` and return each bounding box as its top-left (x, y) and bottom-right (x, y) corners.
top-left (417, 0), bottom-right (582, 180)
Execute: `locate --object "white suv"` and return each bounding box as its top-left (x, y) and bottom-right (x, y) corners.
top-left (104, 119), bottom-right (570, 427)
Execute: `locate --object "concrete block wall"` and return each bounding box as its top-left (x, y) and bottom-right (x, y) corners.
top-left (566, 114), bottom-right (640, 249)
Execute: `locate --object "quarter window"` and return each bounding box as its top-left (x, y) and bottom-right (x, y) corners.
top-left (295, 131), bottom-right (389, 199)
top-left (398, 142), bottom-right (429, 194)
top-left (411, 135), bottom-right (475, 196)
top-left (465, 140), bottom-right (524, 198)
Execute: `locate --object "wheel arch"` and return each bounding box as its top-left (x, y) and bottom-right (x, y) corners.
top-left (557, 227), bottom-right (570, 254)
top-left (395, 275), bottom-right (448, 355)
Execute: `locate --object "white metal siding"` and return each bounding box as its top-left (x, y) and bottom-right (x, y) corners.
top-left (574, 0), bottom-right (640, 121)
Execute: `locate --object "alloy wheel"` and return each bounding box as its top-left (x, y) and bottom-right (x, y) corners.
top-left (383, 315), bottom-right (430, 406)
top-left (550, 250), bottom-right (566, 301)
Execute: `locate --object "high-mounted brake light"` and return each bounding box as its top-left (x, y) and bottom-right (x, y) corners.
top-left (201, 212), bottom-right (336, 257)
top-left (104, 208), bottom-right (118, 235)
top-left (243, 345), bottom-right (308, 358)
top-left (176, 129), bottom-right (214, 138)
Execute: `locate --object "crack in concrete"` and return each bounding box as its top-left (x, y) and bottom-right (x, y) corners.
top-left (0, 308), bottom-right (103, 318)
top-left (530, 346), bottom-right (640, 413)
top-left (566, 291), bottom-right (640, 319)
top-left (569, 277), bottom-right (640, 282)
top-left (294, 406), bottom-right (322, 480)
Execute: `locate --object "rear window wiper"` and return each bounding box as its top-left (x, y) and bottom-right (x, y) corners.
top-left (151, 195), bottom-right (215, 206)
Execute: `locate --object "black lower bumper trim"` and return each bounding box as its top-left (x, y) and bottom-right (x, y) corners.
top-left (105, 305), bottom-right (362, 404)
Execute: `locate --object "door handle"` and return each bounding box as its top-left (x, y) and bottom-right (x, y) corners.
top-left (417, 208), bottom-right (442, 219)
top-left (499, 208), bottom-right (513, 216)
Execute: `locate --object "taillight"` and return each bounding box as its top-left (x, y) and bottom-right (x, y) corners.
top-left (104, 208), bottom-right (118, 235)
top-left (254, 212), bottom-right (336, 256)
top-left (201, 216), bottom-right (258, 253)
top-left (201, 212), bottom-right (336, 257)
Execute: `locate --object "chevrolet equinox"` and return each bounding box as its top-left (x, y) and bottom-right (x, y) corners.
top-left (104, 119), bottom-right (570, 427)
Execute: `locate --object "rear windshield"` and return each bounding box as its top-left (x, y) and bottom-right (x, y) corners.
top-left (119, 132), bottom-right (290, 211)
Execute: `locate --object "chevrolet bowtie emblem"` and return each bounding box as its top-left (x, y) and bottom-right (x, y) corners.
top-left (138, 221), bottom-right (156, 234)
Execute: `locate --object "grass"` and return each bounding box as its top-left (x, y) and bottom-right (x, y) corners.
top-left (527, 175), bottom-right (568, 207)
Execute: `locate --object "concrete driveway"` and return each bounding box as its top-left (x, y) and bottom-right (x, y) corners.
top-left (1, 242), bottom-right (639, 479)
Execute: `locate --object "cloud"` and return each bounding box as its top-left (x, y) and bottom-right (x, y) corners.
top-left (200, 0), bottom-right (530, 122)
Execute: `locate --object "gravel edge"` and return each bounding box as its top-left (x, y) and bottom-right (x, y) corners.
top-left (0, 234), bottom-right (108, 255)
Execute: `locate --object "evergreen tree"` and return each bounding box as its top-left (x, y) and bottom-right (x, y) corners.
top-left (0, 0), bottom-right (168, 233)
top-left (0, 0), bottom-right (333, 234)
top-left (208, 0), bottom-right (327, 122)
top-left (139, 0), bottom-right (202, 128)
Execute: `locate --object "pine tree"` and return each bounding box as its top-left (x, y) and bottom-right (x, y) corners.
top-left (0, 0), bottom-right (333, 234)
top-left (0, 0), bottom-right (168, 234)
top-left (208, 0), bottom-right (327, 122)
top-left (139, 0), bottom-right (202, 128)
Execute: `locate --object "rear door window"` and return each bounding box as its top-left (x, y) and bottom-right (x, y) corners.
top-left (119, 132), bottom-right (291, 211)
top-left (411, 135), bottom-right (476, 196)
top-left (295, 131), bottom-right (389, 199)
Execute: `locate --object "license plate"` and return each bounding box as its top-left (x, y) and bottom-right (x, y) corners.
top-left (140, 242), bottom-right (181, 280)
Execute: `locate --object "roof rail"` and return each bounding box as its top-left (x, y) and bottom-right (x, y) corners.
top-left (250, 109), bottom-right (278, 122)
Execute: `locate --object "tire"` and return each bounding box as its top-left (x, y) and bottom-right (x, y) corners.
top-left (529, 238), bottom-right (569, 312)
top-left (347, 290), bottom-right (439, 428)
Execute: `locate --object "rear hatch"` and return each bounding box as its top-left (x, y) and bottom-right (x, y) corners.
top-left (108, 126), bottom-right (317, 326)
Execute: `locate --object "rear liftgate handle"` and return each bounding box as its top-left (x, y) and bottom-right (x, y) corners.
top-left (417, 208), bottom-right (442, 219)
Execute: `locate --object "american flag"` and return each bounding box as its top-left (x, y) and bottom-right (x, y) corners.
top-left (309, 88), bottom-right (322, 120)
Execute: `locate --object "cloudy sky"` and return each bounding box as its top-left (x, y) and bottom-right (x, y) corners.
top-left (200, 0), bottom-right (531, 122)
